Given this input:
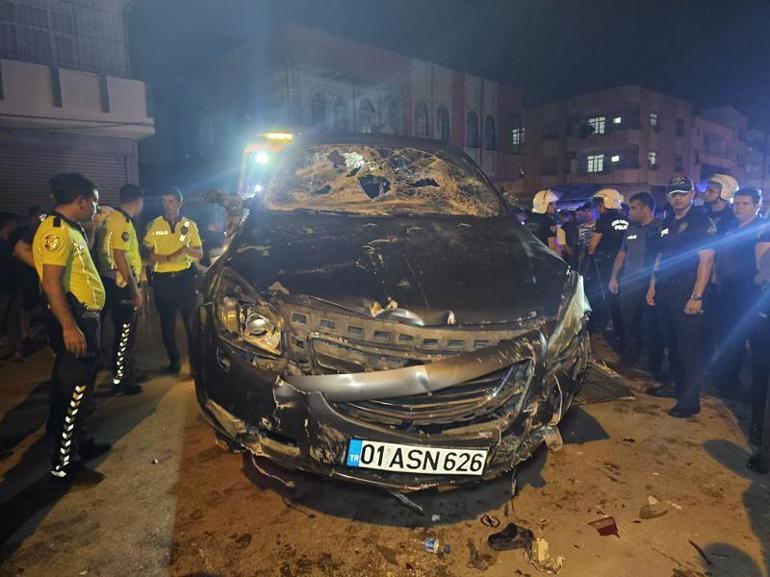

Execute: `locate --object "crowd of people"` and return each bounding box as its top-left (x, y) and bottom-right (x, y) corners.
top-left (0, 174), bottom-right (203, 487)
top-left (522, 174), bottom-right (770, 435)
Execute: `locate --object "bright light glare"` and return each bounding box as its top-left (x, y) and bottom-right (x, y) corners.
top-left (613, 117), bottom-right (622, 124)
top-left (611, 155), bottom-right (621, 162)
top-left (263, 132), bottom-right (294, 141)
top-left (254, 184), bottom-right (263, 193)
top-left (255, 152), bottom-right (269, 164)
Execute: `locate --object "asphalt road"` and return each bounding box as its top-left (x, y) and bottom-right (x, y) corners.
top-left (1, 339), bottom-right (769, 577)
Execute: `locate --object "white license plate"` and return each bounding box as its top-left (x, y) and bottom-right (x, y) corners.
top-left (346, 439), bottom-right (488, 476)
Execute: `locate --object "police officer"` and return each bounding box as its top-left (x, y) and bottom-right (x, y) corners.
top-left (646, 176), bottom-right (716, 418)
top-left (33, 173), bottom-right (110, 484)
top-left (714, 187), bottom-right (766, 399)
top-left (703, 174), bottom-right (739, 233)
top-left (587, 188), bottom-right (629, 338)
top-left (608, 191), bottom-right (663, 373)
top-left (96, 184), bottom-right (144, 394)
top-left (752, 221), bottom-right (770, 443)
top-left (143, 187), bottom-right (202, 375)
top-left (526, 189), bottom-right (560, 254)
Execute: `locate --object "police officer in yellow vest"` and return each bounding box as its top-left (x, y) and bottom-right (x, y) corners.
top-left (33, 173), bottom-right (110, 486)
top-left (96, 184), bottom-right (144, 395)
top-left (143, 187), bottom-right (202, 375)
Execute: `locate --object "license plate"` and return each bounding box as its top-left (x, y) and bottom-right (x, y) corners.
top-left (346, 439), bottom-right (488, 476)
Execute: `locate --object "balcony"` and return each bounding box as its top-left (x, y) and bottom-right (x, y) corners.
top-left (0, 58), bottom-right (154, 140)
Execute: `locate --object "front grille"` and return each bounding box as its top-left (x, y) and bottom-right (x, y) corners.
top-left (332, 359), bottom-right (534, 429)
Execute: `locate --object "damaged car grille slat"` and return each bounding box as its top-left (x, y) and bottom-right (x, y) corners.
top-left (332, 360), bottom-right (534, 428)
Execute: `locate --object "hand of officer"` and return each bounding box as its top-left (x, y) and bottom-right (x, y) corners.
top-left (63, 323), bottom-right (87, 357)
top-left (646, 285), bottom-right (655, 307)
top-left (608, 276), bottom-right (619, 295)
top-left (132, 287), bottom-right (144, 311)
top-left (684, 298), bottom-right (703, 315)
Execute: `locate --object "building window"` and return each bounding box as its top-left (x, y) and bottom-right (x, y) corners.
top-left (588, 116), bottom-right (606, 135)
top-left (650, 112), bottom-right (659, 130)
top-left (675, 118), bottom-right (685, 137)
top-left (613, 116), bottom-right (622, 125)
top-left (383, 97), bottom-right (400, 135)
top-left (414, 101), bottom-right (429, 137)
top-left (466, 111), bottom-right (479, 148)
top-left (611, 155), bottom-right (621, 163)
top-left (587, 154), bottom-right (605, 173)
top-left (648, 151), bottom-right (658, 168)
top-left (484, 115), bottom-right (496, 151)
top-left (436, 105), bottom-right (450, 142)
top-left (674, 154), bottom-right (683, 172)
top-left (310, 93), bottom-right (327, 129)
top-left (511, 127), bottom-right (525, 146)
top-left (358, 99), bottom-right (375, 134)
top-left (333, 98), bottom-right (350, 133)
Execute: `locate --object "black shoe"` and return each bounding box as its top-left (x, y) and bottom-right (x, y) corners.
top-left (646, 386), bottom-right (677, 399)
top-left (668, 405), bottom-right (700, 419)
top-left (78, 438), bottom-right (111, 461)
top-left (487, 522), bottom-right (534, 551)
top-left (163, 364), bottom-right (180, 375)
top-left (121, 384), bottom-right (143, 395)
top-left (50, 463), bottom-right (105, 487)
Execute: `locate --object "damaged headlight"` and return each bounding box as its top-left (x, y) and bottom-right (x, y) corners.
top-left (215, 270), bottom-right (283, 356)
top-left (547, 272), bottom-right (590, 357)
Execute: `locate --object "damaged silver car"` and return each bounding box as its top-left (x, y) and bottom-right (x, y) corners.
top-left (193, 134), bottom-right (590, 491)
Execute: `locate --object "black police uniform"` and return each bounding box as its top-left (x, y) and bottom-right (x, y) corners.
top-left (752, 225), bottom-right (770, 440)
top-left (618, 218), bottom-right (663, 372)
top-left (525, 212), bottom-right (557, 247)
top-left (655, 206), bottom-right (716, 414)
top-left (716, 217), bottom-right (766, 391)
top-left (588, 208), bottom-right (629, 334)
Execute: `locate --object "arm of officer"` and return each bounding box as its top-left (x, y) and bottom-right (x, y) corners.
top-left (41, 264), bottom-right (87, 357)
top-left (757, 240), bottom-right (770, 285)
top-left (113, 249), bottom-right (142, 308)
top-left (684, 249), bottom-right (715, 315)
top-left (13, 239), bottom-right (34, 268)
top-left (184, 222), bottom-right (204, 260)
top-left (587, 232), bottom-right (603, 256)
top-left (609, 249), bottom-right (626, 295)
top-left (646, 254), bottom-right (661, 306)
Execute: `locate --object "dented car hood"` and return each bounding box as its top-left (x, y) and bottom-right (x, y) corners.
top-left (226, 211), bottom-right (569, 325)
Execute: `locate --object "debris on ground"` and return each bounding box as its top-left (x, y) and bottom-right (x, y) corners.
top-left (151, 458), bottom-right (159, 465)
top-left (388, 490), bottom-right (424, 515)
top-left (589, 516), bottom-right (620, 538)
top-left (467, 539), bottom-right (494, 571)
top-left (527, 537), bottom-right (565, 574)
top-left (689, 540), bottom-right (712, 566)
top-left (669, 501), bottom-right (683, 511)
top-left (431, 514), bottom-right (441, 522)
top-left (423, 536), bottom-right (450, 556)
top-left (480, 514), bottom-right (501, 528)
top-left (487, 522), bottom-right (534, 551)
top-left (639, 496), bottom-right (669, 519)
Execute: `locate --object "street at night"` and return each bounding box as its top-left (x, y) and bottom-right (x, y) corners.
top-left (3, 1), bottom-right (770, 576)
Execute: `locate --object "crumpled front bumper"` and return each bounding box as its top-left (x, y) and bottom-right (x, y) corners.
top-left (196, 326), bottom-right (589, 491)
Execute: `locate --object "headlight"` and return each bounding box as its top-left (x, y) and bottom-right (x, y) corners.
top-left (215, 270), bottom-right (283, 356)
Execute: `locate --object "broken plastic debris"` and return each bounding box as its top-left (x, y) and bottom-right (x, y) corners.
top-left (527, 537), bottom-right (565, 574)
top-left (639, 496), bottom-right (669, 519)
top-left (431, 514), bottom-right (441, 522)
top-left (423, 537), bottom-right (450, 556)
top-left (151, 458), bottom-right (159, 465)
top-left (589, 516), bottom-right (620, 538)
top-left (542, 426), bottom-right (563, 452)
top-left (480, 514), bottom-right (501, 528)
top-left (388, 490), bottom-right (424, 515)
top-left (487, 522), bottom-right (534, 551)
top-left (669, 502), bottom-right (683, 511)
top-left (466, 539), bottom-right (493, 571)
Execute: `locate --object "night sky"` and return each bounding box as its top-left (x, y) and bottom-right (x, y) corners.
top-left (132, 0), bottom-right (770, 126)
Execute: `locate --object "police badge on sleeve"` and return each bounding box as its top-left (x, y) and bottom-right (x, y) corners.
top-left (45, 234), bottom-right (61, 251)
top-left (122, 231), bottom-right (130, 241)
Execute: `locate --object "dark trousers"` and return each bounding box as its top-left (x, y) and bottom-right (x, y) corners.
top-left (0, 290), bottom-right (22, 355)
top-left (153, 267), bottom-right (196, 369)
top-left (752, 309), bottom-right (770, 434)
top-left (656, 283), bottom-right (703, 412)
top-left (587, 255), bottom-right (622, 337)
top-left (44, 305), bottom-right (100, 475)
top-left (103, 277), bottom-right (138, 387)
top-left (619, 282), bottom-right (664, 374)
